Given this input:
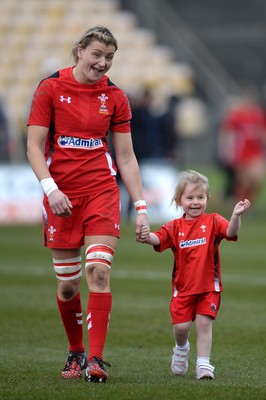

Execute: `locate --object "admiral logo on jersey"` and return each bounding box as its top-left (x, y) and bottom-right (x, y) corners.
top-left (180, 237), bottom-right (206, 248)
top-left (58, 136), bottom-right (103, 150)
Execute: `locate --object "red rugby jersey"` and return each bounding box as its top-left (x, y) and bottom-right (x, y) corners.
top-left (222, 105), bottom-right (265, 167)
top-left (153, 213), bottom-right (237, 296)
top-left (27, 67), bottom-right (132, 196)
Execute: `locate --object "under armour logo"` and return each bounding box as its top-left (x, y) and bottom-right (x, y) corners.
top-left (179, 232), bottom-right (184, 236)
top-left (60, 95), bottom-right (71, 103)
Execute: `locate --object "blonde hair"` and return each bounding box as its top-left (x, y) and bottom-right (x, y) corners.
top-left (172, 170), bottom-right (210, 205)
top-left (72, 25), bottom-right (118, 64)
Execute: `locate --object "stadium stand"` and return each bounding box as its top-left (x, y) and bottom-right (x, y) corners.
top-left (0, 0), bottom-right (194, 161)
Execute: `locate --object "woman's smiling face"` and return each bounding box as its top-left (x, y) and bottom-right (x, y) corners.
top-left (74, 39), bottom-right (116, 84)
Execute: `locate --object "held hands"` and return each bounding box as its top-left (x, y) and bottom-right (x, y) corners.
top-left (232, 199), bottom-right (251, 216)
top-left (134, 200), bottom-right (150, 243)
top-left (135, 214), bottom-right (150, 243)
top-left (139, 225), bottom-right (150, 243)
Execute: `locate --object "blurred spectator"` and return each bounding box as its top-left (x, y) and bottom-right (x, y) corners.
top-left (0, 98), bottom-right (11, 162)
top-left (218, 83), bottom-right (266, 203)
top-left (158, 95), bottom-right (180, 160)
top-left (130, 89), bottom-right (162, 160)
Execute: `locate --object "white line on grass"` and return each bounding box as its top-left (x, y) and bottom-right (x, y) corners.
top-left (2, 266), bottom-right (266, 287)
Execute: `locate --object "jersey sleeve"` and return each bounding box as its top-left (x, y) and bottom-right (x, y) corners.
top-left (153, 221), bottom-right (176, 252)
top-left (214, 213), bottom-right (238, 241)
top-left (110, 91), bottom-right (132, 133)
top-left (27, 79), bottom-right (54, 127)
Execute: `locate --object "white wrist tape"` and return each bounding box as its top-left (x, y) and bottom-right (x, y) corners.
top-left (133, 200), bottom-right (148, 214)
top-left (40, 178), bottom-right (58, 196)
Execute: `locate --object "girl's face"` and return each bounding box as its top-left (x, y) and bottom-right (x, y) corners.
top-left (180, 183), bottom-right (208, 220)
top-left (74, 40), bottom-right (116, 84)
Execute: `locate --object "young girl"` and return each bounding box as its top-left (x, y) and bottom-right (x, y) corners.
top-left (140, 170), bottom-right (250, 380)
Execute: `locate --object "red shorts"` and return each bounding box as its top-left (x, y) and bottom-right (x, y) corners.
top-left (42, 186), bottom-right (120, 248)
top-left (170, 292), bottom-right (221, 324)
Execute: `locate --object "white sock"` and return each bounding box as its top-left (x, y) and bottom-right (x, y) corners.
top-left (175, 341), bottom-right (189, 351)
top-left (196, 356), bottom-right (210, 366)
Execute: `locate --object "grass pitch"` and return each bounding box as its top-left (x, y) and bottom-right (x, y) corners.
top-left (1, 179), bottom-right (266, 399)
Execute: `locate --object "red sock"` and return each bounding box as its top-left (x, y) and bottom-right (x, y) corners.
top-left (87, 292), bottom-right (112, 361)
top-left (56, 292), bottom-right (85, 353)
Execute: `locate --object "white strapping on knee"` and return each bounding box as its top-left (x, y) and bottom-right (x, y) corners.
top-left (85, 244), bottom-right (115, 269)
top-left (53, 256), bottom-right (82, 280)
